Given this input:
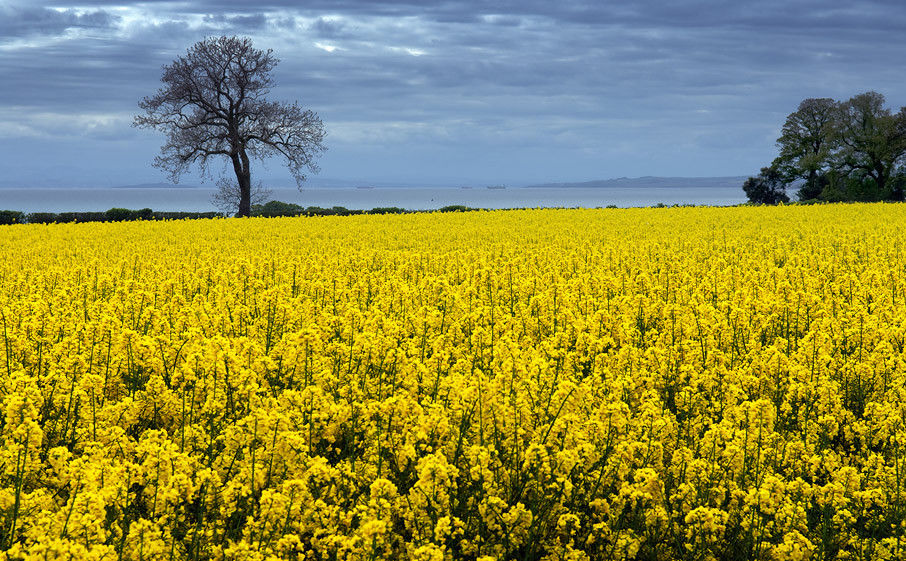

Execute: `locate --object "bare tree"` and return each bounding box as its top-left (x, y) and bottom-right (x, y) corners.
top-left (134, 36), bottom-right (326, 217)
top-left (211, 176), bottom-right (272, 215)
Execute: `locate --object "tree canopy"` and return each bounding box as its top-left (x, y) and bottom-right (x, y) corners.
top-left (745, 91), bottom-right (906, 204)
top-left (773, 97), bottom-right (836, 201)
top-left (742, 166), bottom-right (790, 205)
top-left (134, 36), bottom-right (326, 217)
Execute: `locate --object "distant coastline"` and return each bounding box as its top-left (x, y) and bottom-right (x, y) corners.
top-left (1, 176), bottom-right (749, 191)
top-left (0, 183), bottom-right (748, 213)
top-left (112, 182), bottom-right (200, 189)
top-left (525, 176), bottom-right (747, 189)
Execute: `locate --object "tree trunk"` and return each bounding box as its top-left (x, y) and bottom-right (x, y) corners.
top-left (876, 164), bottom-right (888, 197)
top-left (237, 172), bottom-right (251, 217)
top-left (805, 169), bottom-right (819, 199)
top-left (231, 150), bottom-right (252, 217)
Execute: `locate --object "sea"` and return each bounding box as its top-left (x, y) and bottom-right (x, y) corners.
top-left (0, 185), bottom-right (748, 214)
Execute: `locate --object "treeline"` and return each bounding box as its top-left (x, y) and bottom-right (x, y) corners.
top-left (0, 208), bottom-right (221, 225)
top-left (251, 201), bottom-right (473, 216)
top-left (745, 91), bottom-right (906, 204)
top-left (0, 202), bottom-right (480, 225)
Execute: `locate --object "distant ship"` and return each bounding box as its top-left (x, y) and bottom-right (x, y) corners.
top-left (356, 185), bottom-right (375, 190)
top-left (486, 185), bottom-right (506, 190)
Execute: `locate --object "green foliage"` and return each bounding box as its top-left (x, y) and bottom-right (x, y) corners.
top-left (888, 172), bottom-right (906, 201)
top-left (251, 200), bottom-right (304, 217)
top-left (4, 204), bottom-right (491, 225)
top-left (24, 210), bottom-right (221, 224)
top-left (743, 167), bottom-right (790, 205)
top-left (840, 174), bottom-right (887, 202)
top-left (298, 206), bottom-right (361, 216)
top-left (768, 91), bottom-right (906, 202)
top-left (150, 211), bottom-right (221, 221)
top-left (773, 98), bottom-right (837, 188)
top-left (26, 213), bottom-right (57, 224)
top-left (105, 207), bottom-right (135, 222)
top-left (250, 201), bottom-right (409, 218)
top-left (795, 174), bottom-right (828, 201)
top-left (57, 212), bottom-right (106, 223)
top-left (817, 186), bottom-right (846, 203)
top-left (438, 205), bottom-right (471, 212)
top-left (0, 211), bottom-right (25, 225)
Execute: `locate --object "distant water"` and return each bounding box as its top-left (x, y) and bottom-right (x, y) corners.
top-left (0, 186), bottom-right (747, 213)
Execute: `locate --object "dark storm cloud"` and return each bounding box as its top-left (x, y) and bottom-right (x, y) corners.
top-left (4, 0), bottom-right (906, 186)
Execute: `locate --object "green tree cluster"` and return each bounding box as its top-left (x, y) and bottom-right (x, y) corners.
top-left (745, 92), bottom-right (906, 204)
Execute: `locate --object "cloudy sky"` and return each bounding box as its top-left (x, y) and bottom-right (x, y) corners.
top-left (2, 0), bottom-right (905, 188)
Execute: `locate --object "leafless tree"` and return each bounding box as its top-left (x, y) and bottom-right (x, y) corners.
top-left (134, 36), bottom-right (326, 217)
top-left (211, 175), bottom-right (272, 215)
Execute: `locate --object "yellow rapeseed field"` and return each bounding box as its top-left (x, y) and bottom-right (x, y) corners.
top-left (2, 205), bottom-right (906, 560)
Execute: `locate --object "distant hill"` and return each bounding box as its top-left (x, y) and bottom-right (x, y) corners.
top-left (525, 176), bottom-right (747, 189)
top-left (112, 182), bottom-right (200, 189)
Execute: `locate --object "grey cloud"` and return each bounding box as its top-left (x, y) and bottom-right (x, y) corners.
top-left (484, 15), bottom-right (522, 27)
top-left (202, 13), bottom-right (268, 31)
top-left (429, 11), bottom-right (481, 24)
top-left (0, 32), bottom-right (179, 112)
top-left (5, 0), bottom-right (906, 186)
top-left (0, 5), bottom-right (120, 38)
top-left (309, 17), bottom-right (351, 39)
top-left (27, 0), bottom-right (906, 35)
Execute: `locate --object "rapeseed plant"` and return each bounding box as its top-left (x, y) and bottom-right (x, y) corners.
top-left (1, 206), bottom-right (906, 559)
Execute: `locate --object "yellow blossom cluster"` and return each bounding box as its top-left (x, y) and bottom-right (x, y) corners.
top-left (2, 205), bottom-right (906, 560)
